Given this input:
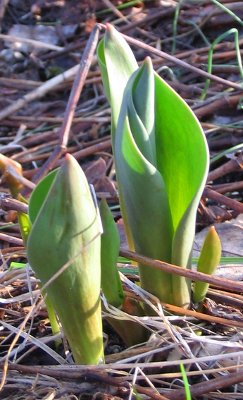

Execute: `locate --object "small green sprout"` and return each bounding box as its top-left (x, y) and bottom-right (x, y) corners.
top-left (193, 226), bottom-right (221, 304)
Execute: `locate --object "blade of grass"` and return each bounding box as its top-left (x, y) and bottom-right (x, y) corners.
top-left (180, 363), bottom-right (192, 400)
top-left (96, 0), bottom-right (143, 16)
top-left (171, 0), bottom-right (183, 54)
top-left (210, 0), bottom-right (243, 26)
top-left (210, 143), bottom-right (243, 163)
top-left (201, 28), bottom-right (243, 99)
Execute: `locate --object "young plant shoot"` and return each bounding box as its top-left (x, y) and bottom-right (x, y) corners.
top-left (27, 154), bottom-right (104, 364)
top-left (193, 226), bottom-right (221, 304)
top-left (98, 25), bottom-right (210, 308)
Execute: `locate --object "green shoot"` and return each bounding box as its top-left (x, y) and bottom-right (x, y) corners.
top-left (98, 26), bottom-right (209, 308)
top-left (193, 226), bottom-right (221, 304)
top-left (210, 0), bottom-right (243, 26)
top-left (27, 154), bottom-right (104, 364)
top-left (201, 28), bottom-right (243, 99)
top-left (171, 0), bottom-right (183, 54)
top-left (180, 363), bottom-right (192, 400)
top-left (210, 143), bottom-right (243, 164)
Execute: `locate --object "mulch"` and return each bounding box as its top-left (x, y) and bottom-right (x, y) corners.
top-left (0, 1), bottom-right (243, 399)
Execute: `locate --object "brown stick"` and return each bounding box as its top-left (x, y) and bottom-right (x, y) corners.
top-left (0, 362), bottom-right (171, 399)
top-left (0, 233), bottom-right (23, 246)
top-left (98, 24), bottom-right (243, 91)
top-left (119, 248), bottom-right (243, 293)
top-left (163, 302), bottom-right (243, 328)
top-left (31, 24), bottom-right (101, 185)
top-left (204, 187), bottom-right (243, 214)
top-left (211, 181), bottom-right (243, 194)
top-left (0, 197), bottom-right (28, 214)
top-left (0, 0), bottom-right (9, 27)
top-left (208, 157), bottom-right (243, 182)
top-left (194, 93), bottom-right (243, 119)
top-left (167, 370), bottom-right (243, 400)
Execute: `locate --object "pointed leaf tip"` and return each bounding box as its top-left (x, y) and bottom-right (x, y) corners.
top-left (106, 23), bottom-right (112, 31)
top-left (65, 153), bottom-right (71, 161)
top-left (193, 225), bottom-right (221, 304)
top-left (144, 56), bottom-right (152, 65)
top-left (27, 156), bottom-right (103, 364)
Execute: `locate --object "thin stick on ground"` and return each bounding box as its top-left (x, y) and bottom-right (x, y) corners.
top-left (167, 370), bottom-right (243, 400)
top-left (98, 23), bottom-right (243, 91)
top-left (0, 65), bottom-right (79, 122)
top-left (204, 187), bottom-right (243, 214)
top-left (119, 248), bottom-right (243, 293)
top-left (31, 24), bottom-right (101, 185)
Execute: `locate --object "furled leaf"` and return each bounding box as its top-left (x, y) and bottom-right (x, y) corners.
top-left (114, 59), bottom-right (173, 303)
top-left (100, 199), bottom-right (148, 345)
top-left (115, 57), bottom-right (209, 306)
top-left (154, 70), bottom-right (209, 307)
top-left (97, 24), bottom-right (138, 251)
top-left (27, 154), bottom-right (104, 364)
top-left (99, 26), bottom-right (209, 308)
top-left (193, 226), bottom-right (221, 303)
top-left (97, 24), bottom-right (138, 134)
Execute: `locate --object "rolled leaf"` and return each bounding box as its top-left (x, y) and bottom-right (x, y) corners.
top-left (115, 57), bottom-right (209, 306)
top-left (193, 226), bottom-right (221, 303)
top-left (99, 27), bottom-right (209, 308)
top-left (27, 154), bottom-right (104, 364)
top-left (97, 24), bottom-right (138, 135)
top-left (97, 24), bottom-right (139, 252)
top-left (154, 70), bottom-right (209, 307)
top-left (115, 59), bottom-right (174, 303)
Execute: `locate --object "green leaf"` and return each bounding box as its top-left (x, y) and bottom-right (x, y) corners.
top-left (180, 363), bottom-right (192, 400)
top-left (100, 198), bottom-right (124, 308)
top-left (28, 169), bottom-right (61, 341)
top-left (155, 74), bottom-right (209, 235)
top-left (193, 226), bottom-right (221, 303)
top-left (97, 24), bottom-right (138, 134)
top-left (99, 26), bottom-right (209, 308)
top-left (27, 154), bottom-right (104, 364)
top-left (9, 262), bottom-right (26, 270)
top-left (154, 71), bottom-right (209, 306)
top-left (97, 24), bottom-right (138, 251)
top-left (29, 169), bottom-right (57, 224)
top-left (115, 59), bottom-right (173, 303)
top-left (18, 211), bottom-right (31, 245)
